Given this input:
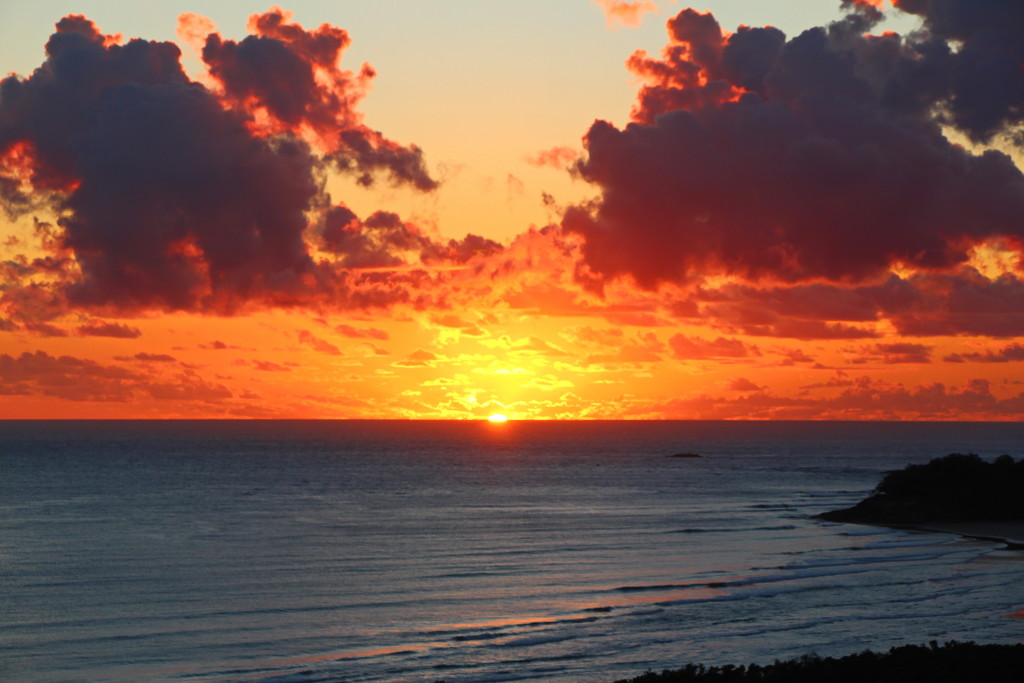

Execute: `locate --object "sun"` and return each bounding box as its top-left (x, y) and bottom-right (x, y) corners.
top-left (487, 414), bottom-right (508, 422)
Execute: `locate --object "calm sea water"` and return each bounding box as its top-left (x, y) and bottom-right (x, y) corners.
top-left (2, 420), bottom-right (1023, 682)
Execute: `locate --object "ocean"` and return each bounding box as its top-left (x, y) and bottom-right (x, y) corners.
top-left (2, 420), bottom-right (1023, 682)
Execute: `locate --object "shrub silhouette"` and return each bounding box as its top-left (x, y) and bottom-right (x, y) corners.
top-left (614, 641), bottom-right (1024, 682)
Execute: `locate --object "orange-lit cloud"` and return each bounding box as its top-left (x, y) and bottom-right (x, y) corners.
top-left (298, 330), bottom-right (342, 356)
top-left (335, 324), bottom-right (389, 340)
top-left (524, 146), bottom-right (580, 169)
top-left (945, 343), bottom-right (1024, 364)
top-left (593, 0), bottom-right (658, 29)
top-left (76, 320), bottom-right (142, 338)
top-left (639, 376), bottom-right (1023, 421)
top-left (855, 342), bottom-right (933, 365)
top-left (175, 12), bottom-right (218, 54)
top-left (669, 334), bottom-right (758, 360)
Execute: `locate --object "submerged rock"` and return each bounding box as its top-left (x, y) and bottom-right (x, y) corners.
top-left (668, 453), bottom-right (702, 459)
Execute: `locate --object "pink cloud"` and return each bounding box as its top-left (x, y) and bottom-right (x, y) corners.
top-left (593, 0), bottom-right (658, 28)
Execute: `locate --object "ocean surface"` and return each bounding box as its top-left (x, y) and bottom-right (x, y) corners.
top-left (2, 420), bottom-right (1023, 682)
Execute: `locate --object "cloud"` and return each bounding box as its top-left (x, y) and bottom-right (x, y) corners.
top-left (76, 320), bottom-right (142, 338)
top-left (800, 370), bottom-right (855, 390)
top-left (429, 313), bottom-right (487, 337)
top-left (116, 352), bottom-right (177, 363)
top-left (593, 0), bottom-right (658, 29)
top-left (0, 350), bottom-right (138, 401)
top-left (858, 342), bottom-right (933, 364)
top-left (0, 15), bottom-right (319, 311)
top-left (945, 342), bottom-right (1024, 363)
top-left (298, 329), bottom-right (341, 355)
top-left (480, 335), bottom-right (570, 357)
top-left (317, 207), bottom-right (415, 267)
top-left (524, 375), bottom-right (575, 391)
top-left (175, 12), bottom-right (218, 56)
top-left (393, 348), bottom-right (441, 368)
top-left (886, 270), bottom-right (1024, 337)
top-left (0, 11), bottom-right (441, 316)
top-left (683, 269), bottom-right (1024, 339)
top-left (645, 376), bottom-right (1019, 420)
top-left (23, 321), bottom-right (69, 337)
top-left (198, 7), bottom-right (436, 190)
top-left (728, 377), bottom-right (763, 392)
top-left (147, 374), bottom-right (232, 401)
top-left (584, 345), bottom-right (661, 364)
top-left (562, 326), bottom-right (663, 365)
top-left (200, 340), bottom-right (238, 350)
top-left (315, 204), bottom-right (502, 269)
top-left (252, 359), bottom-right (292, 371)
top-left (335, 323), bottom-right (389, 340)
top-left (669, 334), bottom-right (758, 359)
top-left (892, 0), bottom-right (1024, 142)
top-left (524, 146), bottom-right (579, 169)
top-left (0, 348), bottom-right (247, 406)
top-left (776, 347), bottom-right (816, 365)
top-left (563, 4), bottom-right (1024, 291)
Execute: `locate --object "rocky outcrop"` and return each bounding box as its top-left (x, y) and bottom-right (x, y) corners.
top-left (818, 453), bottom-right (1024, 525)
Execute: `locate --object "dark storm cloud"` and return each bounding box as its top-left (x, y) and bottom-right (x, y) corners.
top-left (201, 8), bottom-right (437, 191)
top-left (0, 16), bottom-right (318, 311)
top-left (564, 1), bottom-right (1024, 290)
top-left (0, 11), bottom-right (443, 316)
top-left (893, 0), bottom-right (1024, 142)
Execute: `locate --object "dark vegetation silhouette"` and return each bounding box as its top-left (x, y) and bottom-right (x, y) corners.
top-left (819, 453), bottom-right (1024, 525)
top-left (612, 641), bottom-right (1024, 683)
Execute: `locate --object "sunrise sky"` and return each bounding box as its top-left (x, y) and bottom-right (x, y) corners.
top-left (2, 0), bottom-right (1023, 420)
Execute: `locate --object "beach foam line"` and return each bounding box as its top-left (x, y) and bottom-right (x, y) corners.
top-left (910, 521), bottom-right (1024, 549)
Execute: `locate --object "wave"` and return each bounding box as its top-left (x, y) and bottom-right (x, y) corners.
top-left (666, 524), bottom-right (799, 534)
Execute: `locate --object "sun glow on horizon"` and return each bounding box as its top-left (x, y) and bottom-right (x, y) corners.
top-left (487, 414), bottom-right (509, 423)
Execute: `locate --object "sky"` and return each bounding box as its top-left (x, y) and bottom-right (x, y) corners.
top-left (1, 0), bottom-right (1024, 420)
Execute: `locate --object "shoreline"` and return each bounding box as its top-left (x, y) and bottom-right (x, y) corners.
top-left (816, 454), bottom-right (1024, 548)
top-left (823, 517), bottom-right (1024, 549)
top-left (905, 521), bottom-right (1024, 549)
